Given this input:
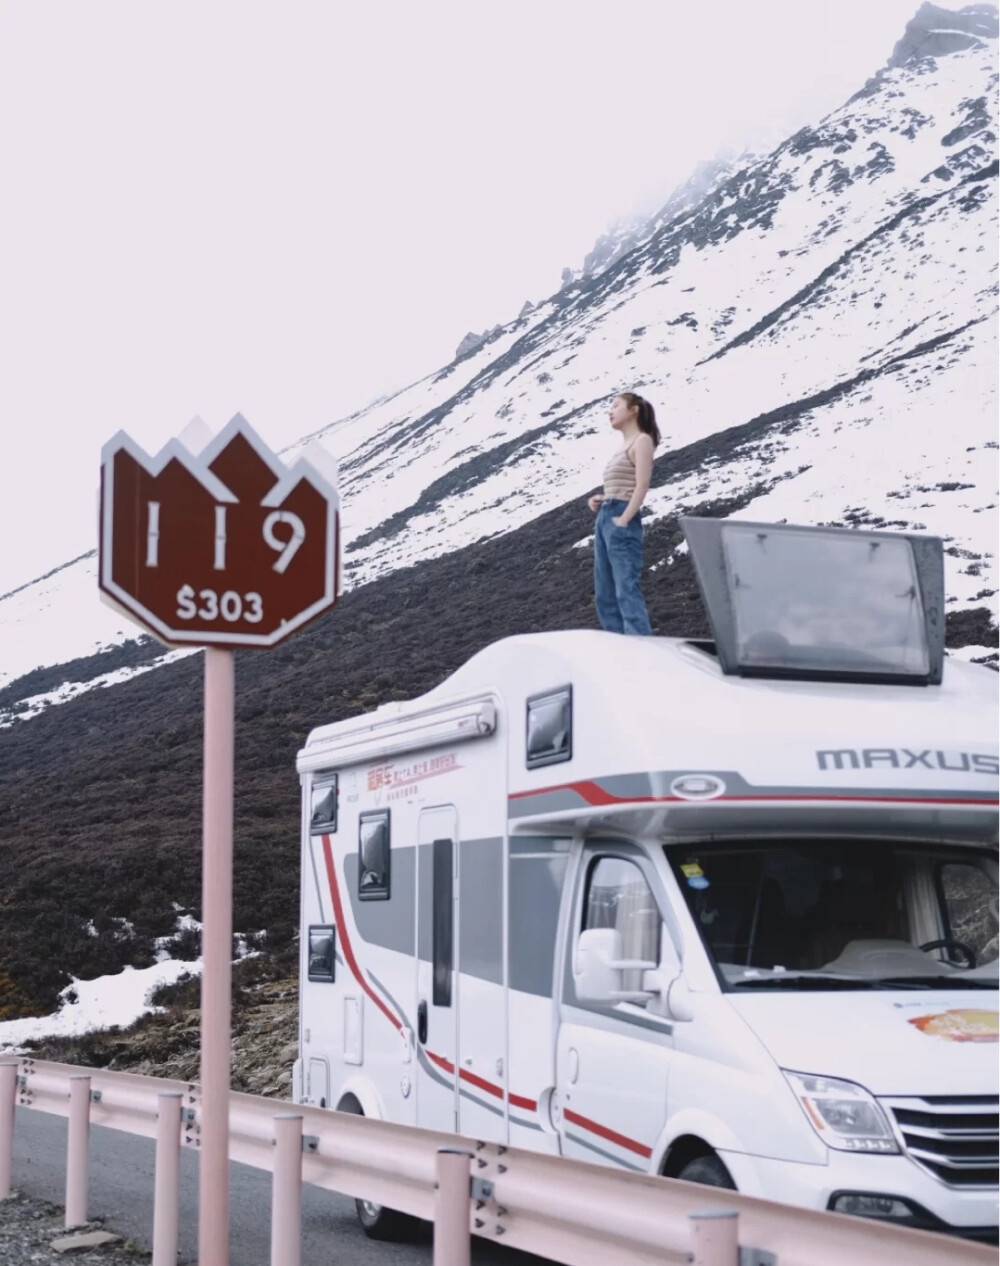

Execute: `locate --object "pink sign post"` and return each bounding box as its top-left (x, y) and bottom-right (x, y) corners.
top-left (98, 414), bottom-right (339, 1265)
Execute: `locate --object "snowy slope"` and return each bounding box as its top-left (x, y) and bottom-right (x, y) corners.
top-left (1, 12), bottom-right (996, 711)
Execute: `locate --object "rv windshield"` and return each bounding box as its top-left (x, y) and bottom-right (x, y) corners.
top-left (666, 841), bottom-right (998, 991)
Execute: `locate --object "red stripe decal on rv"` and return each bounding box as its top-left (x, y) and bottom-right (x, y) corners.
top-left (427, 1049), bottom-right (537, 1112)
top-left (562, 1107), bottom-right (652, 1159)
top-left (321, 836), bottom-right (538, 1114)
top-left (510, 782), bottom-right (997, 809)
top-left (321, 835), bottom-right (402, 1033)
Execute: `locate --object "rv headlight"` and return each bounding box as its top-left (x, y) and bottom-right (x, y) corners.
top-left (783, 1071), bottom-right (899, 1154)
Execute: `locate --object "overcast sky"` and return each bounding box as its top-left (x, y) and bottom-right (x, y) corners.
top-left (0, 0), bottom-right (959, 596)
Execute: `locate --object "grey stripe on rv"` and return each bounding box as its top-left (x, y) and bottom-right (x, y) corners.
top-left (510, 789), bottom-right (587, 819)
top-left (601, 769), bottom-right (1000, 800)
top-left (508, 768), bottom-right (998, 819)
top-left (345, 849), bottom-right (416, 956)
top-left (564, 1133), bottom-right (645, 1171)
top-left (342, 836), bottom-right (577, 1000)
top-left (509, 836), bottom-right (572, 855)
top-left (346, 839), bottom-right (505, 987)
top-left (509, 850), bottom-right (569, 997)
top-left (367, 969), bottom-right (460, 1101)
top-left (459, 837), bottom-right (504, 985)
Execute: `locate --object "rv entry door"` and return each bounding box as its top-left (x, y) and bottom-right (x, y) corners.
top-left (416, 806), bottom-right (459, 1132)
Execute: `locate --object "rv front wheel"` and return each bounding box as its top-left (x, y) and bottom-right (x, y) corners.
top-left (338, 1097), bottom-right (421, 1242)
top-left (675, 1153), bottom-right (736, 1189)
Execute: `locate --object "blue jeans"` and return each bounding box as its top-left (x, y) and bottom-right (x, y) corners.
top-left (594, 499), bottom-right (653, 635)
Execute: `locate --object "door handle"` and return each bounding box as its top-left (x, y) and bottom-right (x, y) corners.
top-left (417, 1000), bottom-right (428, 1045)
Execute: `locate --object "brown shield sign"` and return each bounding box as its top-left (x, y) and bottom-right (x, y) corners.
top-left (98, 413), bottom-right (339, 647)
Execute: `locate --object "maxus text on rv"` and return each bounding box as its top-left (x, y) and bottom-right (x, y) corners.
top-left (294, 518), bottom-right (999, 1243)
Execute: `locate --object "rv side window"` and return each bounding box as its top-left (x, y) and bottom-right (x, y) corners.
top-left (432, 837), bottom-right (454, 1006)
top-left (310, 776), bottom-right (338, 835)
top-left (584, 856), bottom-right (660, 1002)
top-left (358, 811), bottom-right (390, 901)
top-left (307, 925), bottom-right (336, 982)
top-left (526, 686), bottom-right (572, 769)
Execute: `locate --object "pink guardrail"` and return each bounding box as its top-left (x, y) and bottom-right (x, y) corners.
top-left (1, 1058), bottom-right (994, 1266)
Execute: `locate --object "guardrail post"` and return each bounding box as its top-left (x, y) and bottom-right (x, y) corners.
top-left (153, 1091), bottom-right (182, 1266)
top-left (434, 1147), bottom-right (472, 1266)
top-left (689, 1209), bottom-right (739, 1266)
top-left (0, 1062), bottom-right (17, 1198)
top-left (65, 1075), bottom-right (91, 1228)
top-left (270, 1113), bottom-right (303, 1266)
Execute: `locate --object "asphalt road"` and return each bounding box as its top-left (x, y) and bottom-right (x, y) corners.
top-left (13, 1111), bottom-right (554, 1266)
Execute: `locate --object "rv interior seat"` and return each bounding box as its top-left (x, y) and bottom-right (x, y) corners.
top-left (822, 937), bottom-right (953, 977)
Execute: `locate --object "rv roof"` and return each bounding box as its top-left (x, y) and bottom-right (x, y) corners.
top-left (302, 630), bottom-right (997, 759)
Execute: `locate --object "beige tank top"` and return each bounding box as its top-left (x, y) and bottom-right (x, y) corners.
top-left (603, 438), bottom-right (637, 499)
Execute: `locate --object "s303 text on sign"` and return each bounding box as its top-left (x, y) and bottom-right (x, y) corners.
top-left (98, 413), bottom-right (340, 648)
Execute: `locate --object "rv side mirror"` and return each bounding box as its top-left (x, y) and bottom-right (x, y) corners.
top-left (573, 927), bottom-right (656, 1004)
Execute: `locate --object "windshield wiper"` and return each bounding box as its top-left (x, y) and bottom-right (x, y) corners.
top-left (868, 975), bottom-right (999, 990)
top-left (731, 974), bottom-right (877, 990)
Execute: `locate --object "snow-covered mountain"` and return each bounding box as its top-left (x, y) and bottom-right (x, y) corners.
top-left (1, 1), bottom-right (997, 720)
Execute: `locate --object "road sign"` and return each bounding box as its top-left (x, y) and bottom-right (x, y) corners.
top-left (98, 413), bottom-right (339, 648)
top-left (97, 412), bottom-right (340, 1263)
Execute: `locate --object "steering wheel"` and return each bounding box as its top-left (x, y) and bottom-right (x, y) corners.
top-left (919, 938), bottom-right (977, 969)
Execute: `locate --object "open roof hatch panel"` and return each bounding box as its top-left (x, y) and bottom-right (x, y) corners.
top-left (681, 517), bottom-right (945, 686)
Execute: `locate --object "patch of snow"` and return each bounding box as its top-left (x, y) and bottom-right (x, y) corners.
top-left (0, 958), bottom-right (201, 1054)
top-left (0, 647), bottom-right (197, 728)
top-left (153, 912), bottom-right (203, 963)
top-left (948, 644), bottom-right (999, 665)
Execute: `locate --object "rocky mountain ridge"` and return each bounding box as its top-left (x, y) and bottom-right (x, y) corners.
top-left (888, 1), bottom-right (999, 66)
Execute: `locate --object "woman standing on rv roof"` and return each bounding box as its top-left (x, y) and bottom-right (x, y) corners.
top-left (587, 391), bottom-right (659, 636)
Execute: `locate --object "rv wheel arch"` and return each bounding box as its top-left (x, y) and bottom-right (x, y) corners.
top-left (337, 1095), bottom-right (421, 1242)
top-left (661, 1135), bottom-right (735, 1189)
top-left (654, 1106), bottom-right (744, 1172)
top-left (335, 1077), bottom-right (383, 1121)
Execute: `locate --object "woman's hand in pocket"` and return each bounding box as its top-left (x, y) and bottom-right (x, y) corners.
top-left (612, 515), bottom-right (630, 527)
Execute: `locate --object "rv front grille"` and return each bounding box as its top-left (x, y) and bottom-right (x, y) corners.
top-left (881, 1096), bottom-right (999, 1188)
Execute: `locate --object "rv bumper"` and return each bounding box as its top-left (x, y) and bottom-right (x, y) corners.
top-left (719, 1148), bottom-right (998, 1240)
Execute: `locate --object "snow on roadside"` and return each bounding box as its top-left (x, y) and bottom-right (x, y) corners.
top-left (0, 912), bottom-right (269, 1053)
top-left (0, 958), bottom-right (202, 1053)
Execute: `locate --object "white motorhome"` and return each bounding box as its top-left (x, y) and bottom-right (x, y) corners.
top-left (293, 518), bottom-right (999, 1243)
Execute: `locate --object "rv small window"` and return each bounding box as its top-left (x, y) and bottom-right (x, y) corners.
top-left (310, 777), bottom-right (338, 835)
top-left (526, 686), bottom-right (572, 770)
top-left (358, 811), bottom-right (390, 901)
top-left (307, 925), bottom-right (336, 982)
